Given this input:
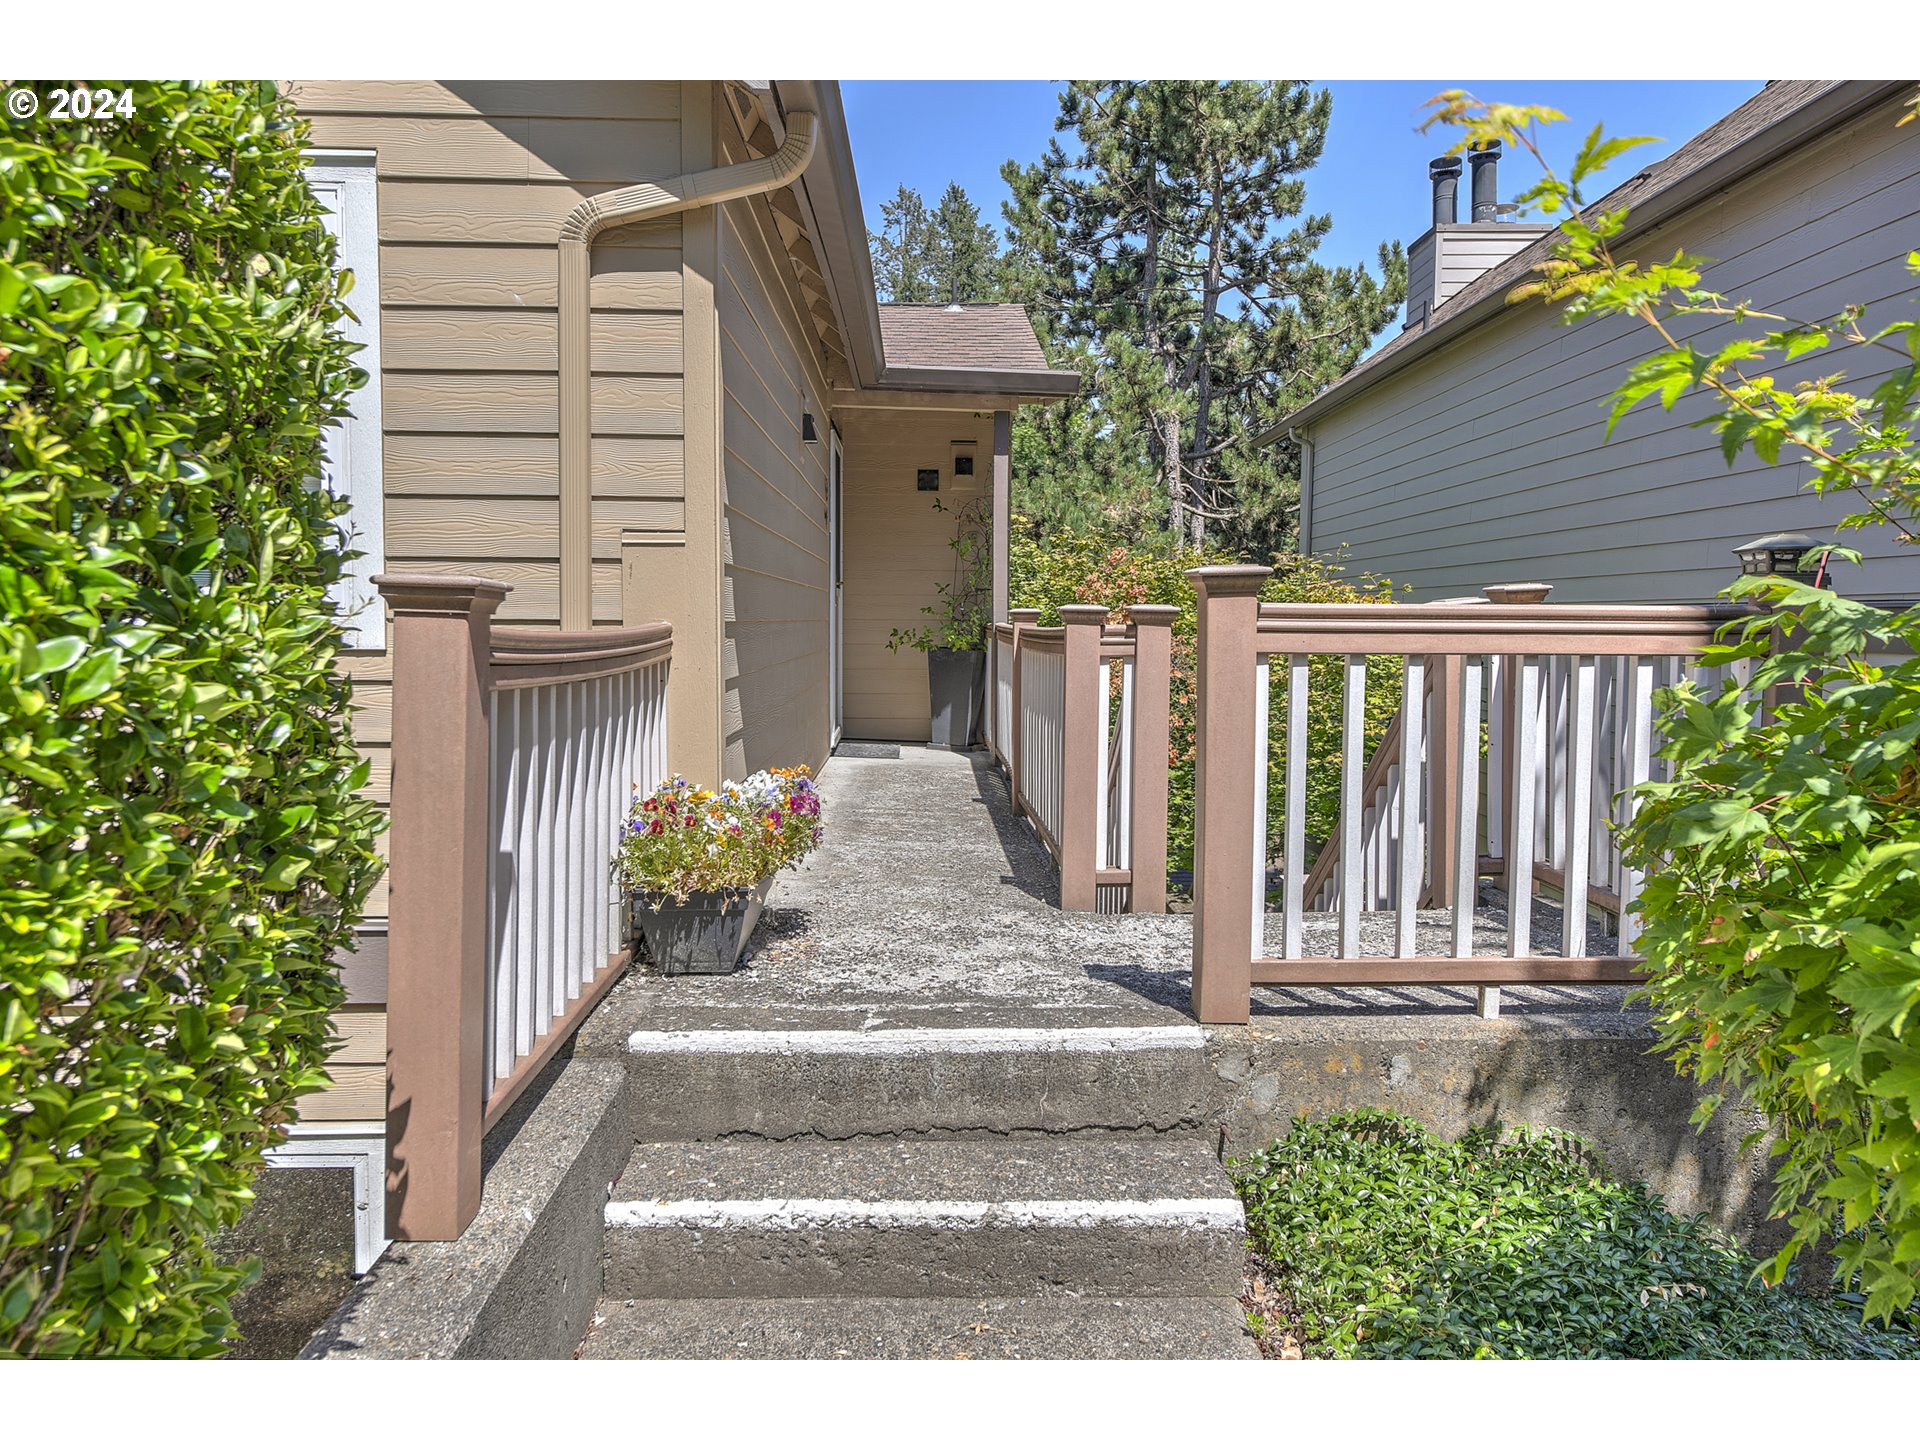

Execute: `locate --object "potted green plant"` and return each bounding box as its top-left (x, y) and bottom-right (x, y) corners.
top-left (618, 768), bottom-right (824, 975)
top-left (887, 495), bottom-right (991, 749)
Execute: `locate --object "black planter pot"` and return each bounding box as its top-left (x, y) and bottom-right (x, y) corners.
top-left (629, 877), bottom-right (772, 976)
top-left (927, 646), bottom-right (986, 750)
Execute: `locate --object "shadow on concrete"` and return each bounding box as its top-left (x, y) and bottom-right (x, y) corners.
top-left (969, 755), bottom-right (1062, 908)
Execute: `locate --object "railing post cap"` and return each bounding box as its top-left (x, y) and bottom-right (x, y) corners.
top-left (1186, 564), bottom-right (1272, 598)
top-left (1008, 607), bottom-right (1043, 623)
top-left (376, 573), bottom-right (514, 617)
top-left (1127, 605), bottom-right (1181, 627)
top-left (1059, 604), bottom-right (1110, 625)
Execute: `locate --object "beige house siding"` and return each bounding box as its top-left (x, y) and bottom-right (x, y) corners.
top-left (291, 80), bottom-right (690, 1120)
top-left (1306, 93), bottom-right (1920, 606)
top-left (840, 408), bottom-right (996, 741)
top-left (712, 135), bottom-right (834, 779)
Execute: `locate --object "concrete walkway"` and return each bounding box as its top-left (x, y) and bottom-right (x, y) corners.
top-left (583, 745), bottom-right (1629, 1040)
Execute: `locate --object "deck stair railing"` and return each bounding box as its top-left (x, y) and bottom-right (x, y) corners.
top-left (986, 605), bottom-right (1176, 913)
top-left (1185, 565), bottom-right (1749, 1025)
top-left (375, 575), bottom-right (671, 1240)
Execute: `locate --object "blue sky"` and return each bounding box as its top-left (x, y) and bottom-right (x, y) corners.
top-left (842, 81), bottom-right (1763, 328)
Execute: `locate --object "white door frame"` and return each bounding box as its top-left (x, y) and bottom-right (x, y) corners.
top-left (828, 426), bottom-right (845, 748)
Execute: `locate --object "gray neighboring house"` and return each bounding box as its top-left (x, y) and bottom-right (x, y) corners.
top-left (1267, 79), bottom-right (1920, 608)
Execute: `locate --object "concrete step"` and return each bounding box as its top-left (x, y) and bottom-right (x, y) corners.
top-left (579, 1295), bottom-right (1259, 1359)
top-left (621, 1023), bottom-right (1216, 1140)
top-left (601, 1134), bottom-right (1246, 1300)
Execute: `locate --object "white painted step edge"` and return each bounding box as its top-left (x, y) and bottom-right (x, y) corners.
top-left (625, 1025), bottom-right (1207, 1056)
top-left (606, 1198), bottom-right (1245, 1232)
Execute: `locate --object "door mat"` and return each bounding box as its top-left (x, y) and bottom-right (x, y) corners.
top-left (834, 741), bottom-right (901, 759)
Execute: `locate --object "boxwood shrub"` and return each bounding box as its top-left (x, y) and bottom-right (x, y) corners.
top-left (0, 81), bottom-right (383, 1356)
top-left (1234, 1110), bottom-right (1916, 1359)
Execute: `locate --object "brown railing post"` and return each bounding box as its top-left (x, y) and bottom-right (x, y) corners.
top-left (1127, 605), bottom-right (1178, 914)
top-left (1187, 566), bottom-right (1272, 1024)
top-left (1006, 607), bottom-right (1040, 814)
top-left (375, 573), bottom-right (510, 1241)
top-left (1058, 605), bottom-right (1108, 912)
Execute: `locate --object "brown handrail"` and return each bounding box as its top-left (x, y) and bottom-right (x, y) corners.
top-left (374, 573), bottom-right (673, 1241)
top-left (1188, 566), bottom-right (1748, 1026)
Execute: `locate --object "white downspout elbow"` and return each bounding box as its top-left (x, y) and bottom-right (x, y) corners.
top-left (556, 112), bottom-right (819, 630)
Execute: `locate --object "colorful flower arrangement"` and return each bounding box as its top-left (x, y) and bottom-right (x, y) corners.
top-left (617, 767), bottom-right (824, 903)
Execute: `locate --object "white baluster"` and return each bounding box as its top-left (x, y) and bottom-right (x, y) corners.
top-left (1616, 657), bottom-right (1657, 953)
top-left (1395, 656), bottom-right (1425, 957)
top-left (1453, 657), bottom-right (1483, 962)
top-left (1281, 657), bottom-right (1309, 961)
top-left (1562, 656), bottom-right (1596, 958)
top-left (1338, 655), bottom-right (1366, 958)
top-left (1251, 659), bottom-right (1270, 959)
top-left (1508, 656), bottom-right (1541, 965)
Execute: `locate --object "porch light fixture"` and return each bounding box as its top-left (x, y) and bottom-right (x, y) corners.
top-left (1734, 531), bottom-right (1830, 584)
top-left (801, 412), bottom-right (819, 444)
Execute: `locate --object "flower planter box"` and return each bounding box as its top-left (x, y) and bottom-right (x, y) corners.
top-left (629, 876), bottom-right (774, 976)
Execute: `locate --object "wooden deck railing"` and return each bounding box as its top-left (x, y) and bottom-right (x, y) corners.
top-left (1186, 565), bottom-right (1750, 1025)
top-left (376, 575), bottom-right (671, 1240)
top-left (986, 605), bottom-right (1175, 913)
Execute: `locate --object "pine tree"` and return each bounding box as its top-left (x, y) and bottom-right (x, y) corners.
top-left (1003, 81), bottom-right (1407, 554)
top-left (929, 183), bottom-right (1003, 303)
top-left (870, 184), bottom-right (937, 303)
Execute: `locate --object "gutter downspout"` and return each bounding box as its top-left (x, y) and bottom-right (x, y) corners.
top-left (556, 111), bottom-right (819, 629)
top-left (1291, 427), bottom-right (1314, 556)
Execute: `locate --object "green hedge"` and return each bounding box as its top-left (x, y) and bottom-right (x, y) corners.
top-left (0, 81), bottom-right (383, 1356)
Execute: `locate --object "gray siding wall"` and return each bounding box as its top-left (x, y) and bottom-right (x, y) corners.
top-left (1307, 95), bottom-right (1920, 606)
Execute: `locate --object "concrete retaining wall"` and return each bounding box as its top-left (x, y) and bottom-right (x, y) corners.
top-left (302, 1054), bottom-right (629, 1359)
top-left (1206, 1011), bottom-right (1785, 1247)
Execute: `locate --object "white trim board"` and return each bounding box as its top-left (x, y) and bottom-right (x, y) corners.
top-left (624, 1025), bottom-right (1207, 1056)
top-left (266, 1122), bottom-right (389, 1274)
top-left (305, 151), bottom-right (386, 653)
top-left (605, 1198), bottom-right (1245, 1231)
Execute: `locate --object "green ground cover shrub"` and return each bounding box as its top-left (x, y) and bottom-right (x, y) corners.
top-left (1234, 1111), bottom-right (1916, 1359)
top-left (1009, 521), bottom-right (1401, 873)
top-left (0, 81), bottom-right (382, 1356)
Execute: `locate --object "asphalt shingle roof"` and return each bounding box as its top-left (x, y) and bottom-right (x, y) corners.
top-left (877, 303), bottom-right (1051, 372)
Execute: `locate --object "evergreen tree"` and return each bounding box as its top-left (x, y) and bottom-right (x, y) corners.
top-left (870, 184), bottom-right (937, 302)
top-left (872, 181), bottom-right (1008, 305)
top-left (929, 182), bottom-right (1004, 303)
top-left (1003, 81), bottom-right (1407, 554)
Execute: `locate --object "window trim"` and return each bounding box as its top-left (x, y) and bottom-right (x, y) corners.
top-left (306, 150), bottom-right (386, 652)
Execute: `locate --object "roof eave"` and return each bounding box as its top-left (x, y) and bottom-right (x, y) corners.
top-left (874, 363), bottom-right (1081, 399)
top-left (1258, 79), bottom-right (1911, 444)
top-left (772, 80), bottom-right (1072, 404)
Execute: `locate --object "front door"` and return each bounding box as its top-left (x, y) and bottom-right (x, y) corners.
top-left (829, 426), bottom-right (845, 747)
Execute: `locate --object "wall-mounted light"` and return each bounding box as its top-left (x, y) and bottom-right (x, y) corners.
top-left (802, 412), bottom-right (819, 444)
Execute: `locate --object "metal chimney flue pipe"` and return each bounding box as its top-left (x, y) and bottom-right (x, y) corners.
top-left (1469, 140), bottom-right (1501, 222)
top-left (1428, 155), bottom-right (1462, 227)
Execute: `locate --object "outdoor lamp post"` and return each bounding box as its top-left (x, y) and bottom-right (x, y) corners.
top-left (1734, 532), bottom-right (1832, 585)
